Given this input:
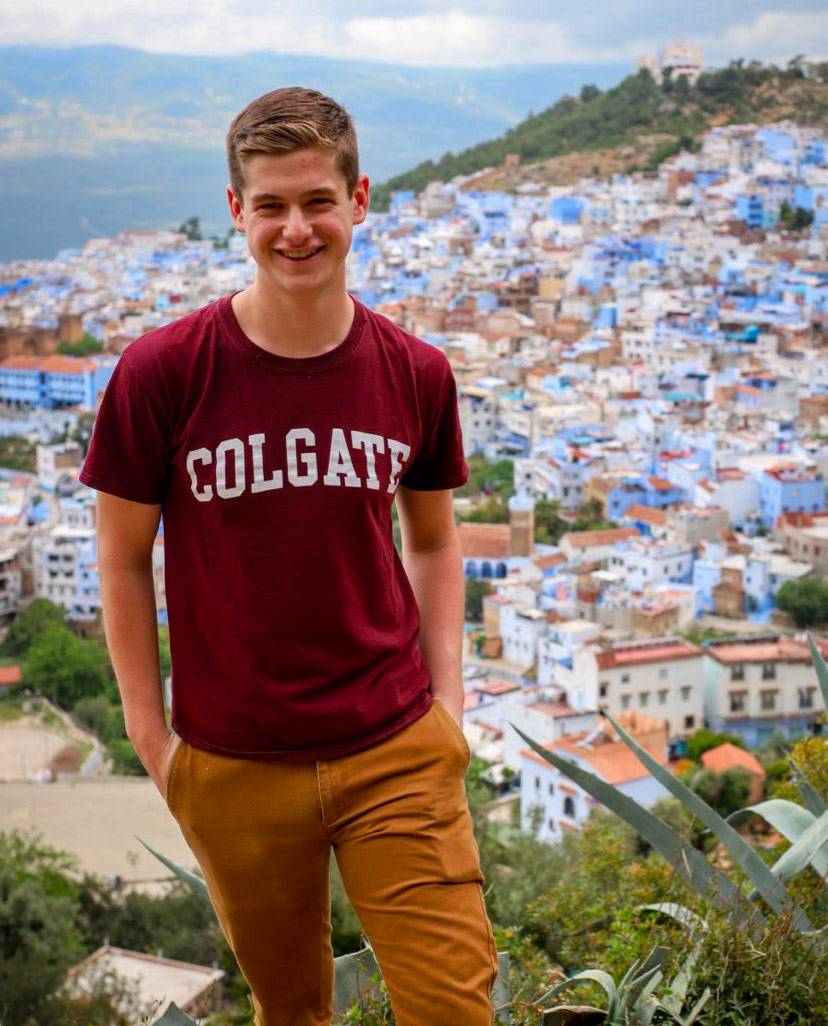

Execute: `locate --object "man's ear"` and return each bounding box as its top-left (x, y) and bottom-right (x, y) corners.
top-left (227, 185), bottom-right (246, 233)
top-left (351, 173), bottom-right (370, 226)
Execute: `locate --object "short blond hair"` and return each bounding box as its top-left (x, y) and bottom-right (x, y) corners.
top-left (226, 87), bottom-right (360, 200)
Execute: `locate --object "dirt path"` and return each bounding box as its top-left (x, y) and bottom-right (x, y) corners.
top-left (0, 699), bottom-right (103, 780)
top-left (0, 777), bottom-right (199, 889)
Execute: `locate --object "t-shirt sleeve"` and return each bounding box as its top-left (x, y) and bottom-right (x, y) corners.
top-left (401, 352), bottom-right (468, 491)
top-left (78, 345), bottom-right (173, 504)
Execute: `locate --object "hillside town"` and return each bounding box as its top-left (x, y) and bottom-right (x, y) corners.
top-left (1, 116), bottom-right (827, 843)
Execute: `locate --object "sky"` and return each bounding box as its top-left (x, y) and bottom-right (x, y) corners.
top-left (0, 0), bottom-right (826, 67)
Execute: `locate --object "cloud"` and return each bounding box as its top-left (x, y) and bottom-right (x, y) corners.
top-left (708, 9), bottom-right (828, 63)
top-left (0, 0), bottom-right (826, 66)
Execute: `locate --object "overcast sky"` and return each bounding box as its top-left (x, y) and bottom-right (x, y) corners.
top-left (1, 0), bottom-right (826, 67)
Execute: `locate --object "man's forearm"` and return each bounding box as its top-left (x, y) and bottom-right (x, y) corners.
top-left (402, 539), bottom-right (465, 723)
top-left (99, 563), bottom-right (168, 744)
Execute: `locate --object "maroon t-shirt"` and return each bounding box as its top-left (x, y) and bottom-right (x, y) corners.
top-left (79, 295), bottom-right (468, 760)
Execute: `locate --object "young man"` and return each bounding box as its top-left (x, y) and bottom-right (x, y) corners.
top-left (79, 88), bottom-right (498, 1025)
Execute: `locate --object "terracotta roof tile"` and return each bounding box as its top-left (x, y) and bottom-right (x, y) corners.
top-left (458, 522), bottom-right (511, 558)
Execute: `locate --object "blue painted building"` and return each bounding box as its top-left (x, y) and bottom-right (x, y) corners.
top-left (0, 355), bottom-right (116, 410)
top-left (758, 466), bottom-right (826, 527)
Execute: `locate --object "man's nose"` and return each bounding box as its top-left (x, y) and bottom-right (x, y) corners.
top-left (282, 206), bottom-right (312, 242)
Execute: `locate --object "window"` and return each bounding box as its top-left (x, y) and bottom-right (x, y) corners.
top-left (730, 665), bottom-right (745, 682)
top-left (762, 663), bottom-right (777, 681)
top-left (658, 689), bottom-right (669, 705)
top-left (680, 686), bottom-right (691, 701)
top-left (548, 782), bottom-right (556, 795)
top-left (535, 775), bottom-right (541, 790)
top-left (563, 796), bottom-right (576, 818)
top-left (799, 688), bottom-right (815, 710)
top-left (659, 668), bottom-right (668, 680)
top-left (548, 818), bottom-right (556, 831)
top-left (621, 694), bottom-right (631, 710)
top-left (621, 673), bottom-right (630, 684)
top-left (639, 691), bottom-right (650, 707)
top-left (729, 691), bottom-right (746, 713)
top-left (760, 690), bottom-right (777, 711)
top-left (684, 715), bottom-right (695, 730)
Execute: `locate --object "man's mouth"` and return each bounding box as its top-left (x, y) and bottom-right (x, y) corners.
top-left (277, 246), bottom-right (325, 261)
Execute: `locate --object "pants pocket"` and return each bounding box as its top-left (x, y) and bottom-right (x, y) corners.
top-left (164, 735), bottom-right (187, 815)
top-left (431, 697), bottom-right (472, 768)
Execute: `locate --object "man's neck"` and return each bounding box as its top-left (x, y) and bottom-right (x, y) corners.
top-left (232, 282), bottom-right (355, 359)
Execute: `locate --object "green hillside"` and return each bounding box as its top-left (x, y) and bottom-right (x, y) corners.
top-left (373, 58), bottom-right (828, 208)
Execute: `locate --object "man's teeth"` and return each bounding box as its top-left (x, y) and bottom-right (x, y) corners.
top-left (280, 248), bottom-right (321, 260)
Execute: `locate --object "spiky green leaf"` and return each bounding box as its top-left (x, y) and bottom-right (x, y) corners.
top-left (154, 1003), bottom-right (198, 1025)
top-left (728, 800), bottom-right (828, 876)
top-left (807, 631), bottom-right (828, 709)
top-left (601, 711), bottom-right (809, 928)
top-left (491, 951), bottom-right (513, 1024)
top-left (537, 968), bottom-right (617, 1010)
top-left (790, 756), bottom-right (827, 817)
top-left (333, 946), bottom-right (382, 1015)
top-left (641, 902), bottom-right (706, 933)
top-left (136, 836), bottom-right (211, 904)
top-left (771, 808), bottom-right (828, 883)
top-left (511, 725), bottom-right (764, 933)
top-left (679, 988), bottom-right (712, 1025)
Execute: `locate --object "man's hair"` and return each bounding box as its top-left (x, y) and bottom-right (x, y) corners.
top-left (226, 87), bottom-right (360, 200)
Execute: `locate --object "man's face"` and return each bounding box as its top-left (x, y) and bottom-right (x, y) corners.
top-left (227, 146), bottom-right (369, 300)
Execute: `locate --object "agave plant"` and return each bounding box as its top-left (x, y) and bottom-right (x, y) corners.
top-left (511, 630), bottom-right (828, 943)
top-left (534, 940), bottom-right (710, 1025)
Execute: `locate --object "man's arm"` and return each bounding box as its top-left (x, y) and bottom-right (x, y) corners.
top-left (96, 491), bottom-right (178, 795)
top-left (395, 485), bottom-right (465, 726)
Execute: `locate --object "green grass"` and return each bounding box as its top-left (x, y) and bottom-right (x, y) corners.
top-left (0, 699), bottom-right (23, 722)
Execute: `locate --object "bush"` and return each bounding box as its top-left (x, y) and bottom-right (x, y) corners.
top-left (776, 577), bottom-right (828, 627)
top-left (689, 907), bottom-right (828, 1025)
top-left (686, 728), bottom-right (746, 762)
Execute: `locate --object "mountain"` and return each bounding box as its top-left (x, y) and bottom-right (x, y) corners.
top-left (374, 59), bottom-right (828, 205)
top-left (0, 46), bottom-right (629, 260)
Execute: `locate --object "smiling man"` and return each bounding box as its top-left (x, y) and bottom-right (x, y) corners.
top-left (78, 87), bottom-right (498, 1026)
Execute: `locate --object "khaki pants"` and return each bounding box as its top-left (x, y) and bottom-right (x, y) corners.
top-left (165, 700), bottom-right (499, 1026)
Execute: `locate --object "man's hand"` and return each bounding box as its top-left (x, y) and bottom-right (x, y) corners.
top-left (133, 727), bottom-right (181, 800)
top-left (432, 692), bottom-right (464, 729)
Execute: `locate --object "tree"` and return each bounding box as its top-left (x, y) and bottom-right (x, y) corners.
top-left (686, 728), bottom-right (746, 762)
top-left (461, 496), bottom-right (509, 523)
top-left (23, 623), bottom-right (114, 709)
top-left (0, 598), bottom-right (66, 658)
top-left (773, 735), bottom-right (828, 804)
top-left (779, 201), bottom-right (815, 231)
top-left (57, 333), bottom-right (104, 357)
top-left (0, 832), bottom-right (84, 1026)
top-left (776, 577), bottom-right (828, 627)
top-left (0, 869), bottom-right (83, 1025)
top-left (177, 216), bottom-right (202, 241)
top-left (72, 694), bottom-right (114, 740)
top-left (685, 766), bottom-right (753, 818)
top-left (465, 577), bottom-right (492, 622)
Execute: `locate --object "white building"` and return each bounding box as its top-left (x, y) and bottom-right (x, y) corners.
top-left (703, 634), bottom-right (828, 746)
top-left (572, 636), bottom-right (704, 740)
top-left (608, 538), bottom-right (694, 591)
top-left (33, 525), bottom-right (97, 620)
top-left (537, 618), bottom-right (601, 687)
top-left (519, 711), bottom-right (670, 844)
top-left (500, 604), bottom-right (548, 670)
top-left (36, 442), bottom-right (84, 492)
top-left (458, 386), bottom-right (499, 456)
top-left (502, 691), bottom-right (596, 773)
